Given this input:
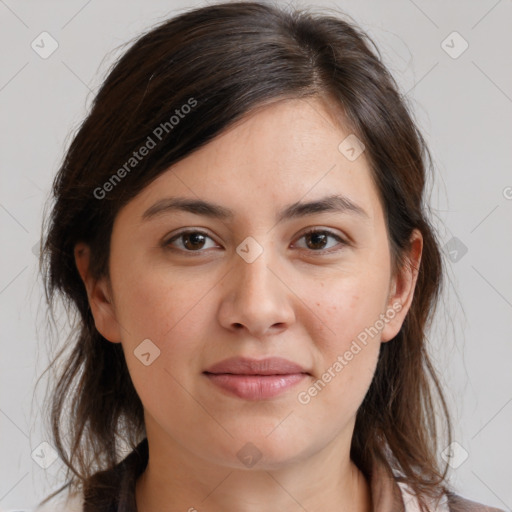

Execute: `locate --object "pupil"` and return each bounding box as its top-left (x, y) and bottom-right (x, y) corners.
top-left (184, 233), bottom-right (205, 250)
top-left (308, 232), bottom-right (326, 249)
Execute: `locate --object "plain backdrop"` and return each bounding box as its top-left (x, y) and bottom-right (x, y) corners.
top-left (0, 0), bottom-right (511, 510)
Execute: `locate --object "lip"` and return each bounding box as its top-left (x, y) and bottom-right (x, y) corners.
top-left (204, 356), bottom-right (308, 375)
top-left (203, 357), bottom-right (310, 400)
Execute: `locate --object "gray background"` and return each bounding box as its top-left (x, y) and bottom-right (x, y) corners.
top-left (0, 0), bottom-right (511, 510)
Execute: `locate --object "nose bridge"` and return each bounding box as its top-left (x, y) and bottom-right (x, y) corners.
top-left (218, 235), bottom-right (294, 335)
top-left (234, 237), bottom-right (276, 302)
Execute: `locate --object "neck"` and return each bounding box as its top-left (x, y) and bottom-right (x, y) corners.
top-left (135, 436), bottom-right (372, 512)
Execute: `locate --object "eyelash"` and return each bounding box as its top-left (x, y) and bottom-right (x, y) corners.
top-left (163, 228), bottom-right (347, 255)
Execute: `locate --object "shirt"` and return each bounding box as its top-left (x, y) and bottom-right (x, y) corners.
top-left (34, 437), bottom-right (506, 512)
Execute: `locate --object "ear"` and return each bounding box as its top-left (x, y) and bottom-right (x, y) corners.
top-left (74, 241), bottom-right (122, 343)
top-left (380, 229), bottom-right (423, 343)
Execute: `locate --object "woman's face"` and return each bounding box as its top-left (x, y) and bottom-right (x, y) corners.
top-left (77, 97), bottom-right (421, 470)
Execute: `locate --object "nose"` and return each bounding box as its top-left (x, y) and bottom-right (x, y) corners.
top-left (217, 241), bottom-right (296, 338)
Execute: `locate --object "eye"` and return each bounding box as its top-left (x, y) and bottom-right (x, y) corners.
top-left (293, 229), bottom-right (346, 254)
top-left (163, 228), bottom-right (347, 255)
top-left (164, 230), bottom-right (219, 253)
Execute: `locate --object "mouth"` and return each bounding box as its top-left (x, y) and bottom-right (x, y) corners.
top-left (203, 372), bottom-right (308, 400)
top-left (203, 356), bottom-right (310, 400)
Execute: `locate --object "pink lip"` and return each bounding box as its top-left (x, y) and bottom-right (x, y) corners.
top-left (203, 356), bottom-right (310, 400)
top-left (204, 356), bottom-right (308, 375)
top-left (204, 373), bottom-right (307, 400)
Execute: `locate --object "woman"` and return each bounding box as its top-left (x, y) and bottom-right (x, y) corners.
top-left (35, 1), bottom-right (504, 511)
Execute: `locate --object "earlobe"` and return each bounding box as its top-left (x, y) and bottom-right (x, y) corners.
top-left (380, 229), bottom-right (423, 343)
top-left (74, 242), bottom-right (122, 343)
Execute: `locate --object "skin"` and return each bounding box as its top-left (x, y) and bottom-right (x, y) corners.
top-left (75, 96), bottom-right (422, 512)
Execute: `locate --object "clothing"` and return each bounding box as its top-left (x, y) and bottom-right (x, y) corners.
top-left (34, 438), bottom-right (505, 512)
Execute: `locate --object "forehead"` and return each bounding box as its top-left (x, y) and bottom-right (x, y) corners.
top-left (123, 97), bottom-right (382, 226)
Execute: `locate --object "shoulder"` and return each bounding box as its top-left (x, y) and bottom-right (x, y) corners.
top-left (397, 476), bottom-right (505, 512)
top-left (446, 492), bottom-right (507, 512)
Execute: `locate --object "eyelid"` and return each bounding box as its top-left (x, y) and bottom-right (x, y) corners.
top-left (292, 227), bottom-right (348, 253)
top-left (162, 228), bottom-right (221, 253)
top-left (162, 227), bottom-right (348, 254)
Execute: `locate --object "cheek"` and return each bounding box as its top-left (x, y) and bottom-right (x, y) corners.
top-left (297, 275), bottom-right (387, 406)
top-left (110, 253), bottom-right (213, 342)
top-left (118, 277), bottom-right (211, 422)
top-left (313, 274), bottom-right (389, 350)
top-left (110, 258), bottom-right (218, 389)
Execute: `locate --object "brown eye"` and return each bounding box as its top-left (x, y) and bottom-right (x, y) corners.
top-left (165, 230), bottom-right (218, 252)
top-left (182, 232), bottom-right (207, 250)
top-left (305, 231), bottom-right (328, 250)
top-left (295, 229), bottom-right (346, 253)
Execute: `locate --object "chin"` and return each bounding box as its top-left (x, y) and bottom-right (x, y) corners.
top-left (204, 431), bottom-right (306, 470)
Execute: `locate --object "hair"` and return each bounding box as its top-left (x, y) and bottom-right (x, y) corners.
top-left (37, 1), bottom-right (454, 510)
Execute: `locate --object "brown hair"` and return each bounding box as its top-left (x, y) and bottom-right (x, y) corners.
top-left (37, 1), bottom-right (453, 509)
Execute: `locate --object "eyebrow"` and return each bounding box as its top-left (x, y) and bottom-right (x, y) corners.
top-left (141, 194), bottom-right (370, 223)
